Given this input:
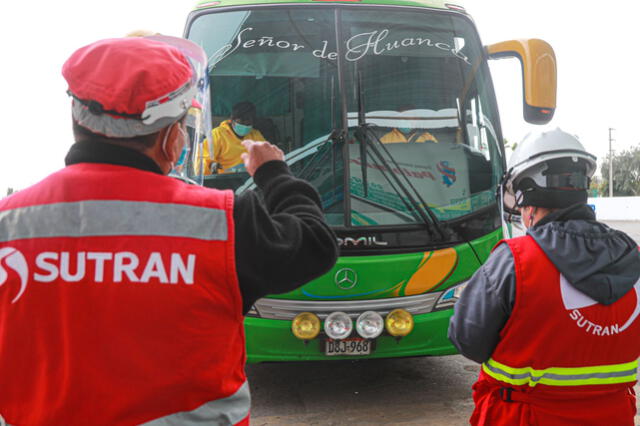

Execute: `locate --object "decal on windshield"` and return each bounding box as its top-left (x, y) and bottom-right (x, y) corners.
top-left (209, 27), bottom-right (471, 66)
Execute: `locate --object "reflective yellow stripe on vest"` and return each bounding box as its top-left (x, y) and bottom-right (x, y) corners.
top-left (482, 358), bottom-right (638, 387)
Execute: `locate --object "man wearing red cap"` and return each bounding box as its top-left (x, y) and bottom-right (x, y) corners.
top-left (0, 36), bottom-right (337, 426)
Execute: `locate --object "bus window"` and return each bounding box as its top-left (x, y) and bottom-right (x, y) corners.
top-left (187, 5), bottom-right (504, 232)
top-left (341, 9), bottom-right (503, 226)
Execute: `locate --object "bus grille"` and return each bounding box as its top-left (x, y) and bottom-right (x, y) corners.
top-left (250, 292), bottom-right (442, 320)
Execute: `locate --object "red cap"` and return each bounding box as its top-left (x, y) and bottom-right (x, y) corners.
top-left (63, 37), bottom-right (195, 137)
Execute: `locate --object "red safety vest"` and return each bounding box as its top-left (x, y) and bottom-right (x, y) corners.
top-left (471, 235), bottom-right (640, 426)
top-left (0, 163), bottom-right (249, 426)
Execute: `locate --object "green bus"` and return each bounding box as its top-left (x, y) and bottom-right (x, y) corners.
top-left (183, 0), bottom-right (556, 362)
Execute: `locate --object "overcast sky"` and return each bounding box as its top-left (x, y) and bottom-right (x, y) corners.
top-left (1, 0), bottom-right (636, 193)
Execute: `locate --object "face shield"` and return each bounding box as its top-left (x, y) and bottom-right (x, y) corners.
top-left (147, 35), bottom-right (212, 185)
top-left (496, 167), bottom-right (521, 239)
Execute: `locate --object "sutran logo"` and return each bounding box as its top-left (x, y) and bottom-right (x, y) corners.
top-left (0, 247), bottom-right (29, 304)
top-left (0, 250), bottom-right (197, 304)
top-left (561, 274), bottom-right (640, 336)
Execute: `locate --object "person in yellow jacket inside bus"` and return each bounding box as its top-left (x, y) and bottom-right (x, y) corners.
top-left (379, 127), bottom-right (438, 144)
top-left (379, 106), bottom-right (438, 144)
top-left (203, 101), bottom-right (266, 174)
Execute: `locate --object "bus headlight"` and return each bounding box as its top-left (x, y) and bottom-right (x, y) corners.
top-left (291, 312), bottom-right (321, 340)
top-left (385, 309), bottom-right (414, 337)
top-left (355, 311), bottom-right (384, 339)
top-left (246, 305), bottom-right (259, 317)
top-left (434, 281), bottom-right (469, 311)
top-left (324, 311), bottom-right (353, 340)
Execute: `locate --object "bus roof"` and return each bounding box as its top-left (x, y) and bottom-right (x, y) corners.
top-left (193, 0), bottom-right (467, 13)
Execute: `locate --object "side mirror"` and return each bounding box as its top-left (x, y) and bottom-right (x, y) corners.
top-left (486, 39), bottom-right (557, 125)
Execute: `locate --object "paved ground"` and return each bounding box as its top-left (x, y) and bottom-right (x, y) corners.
top-left (248, 220), bottom-right (640, 425)
top-left (247, 355), bottom-right (478, 425)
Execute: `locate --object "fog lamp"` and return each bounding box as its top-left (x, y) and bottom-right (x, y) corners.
top-left (385, 309), bottom-right (414, 337)
top-left (356, 311), bottom-right (384, 339)
top-left (291, 312), bottom-right (321, 340)
top-left (324, 311), bottom-right (353, 340)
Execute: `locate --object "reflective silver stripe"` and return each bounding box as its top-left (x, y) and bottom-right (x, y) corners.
top-left (529, 370), bottom-right (637, 382)
top-left (485, 362), bottom-right (637, 382)
top-left (142, 380), bottom-right (251, 425)
top-left (483, 361), bottom-right (530, 381)
top-left (0, 200), bottom-right (227, 242)
top-left (72, 101), bottom-right (179, 138)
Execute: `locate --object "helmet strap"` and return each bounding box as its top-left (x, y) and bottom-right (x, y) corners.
top-left (498, 180), bottom-right (512, 238)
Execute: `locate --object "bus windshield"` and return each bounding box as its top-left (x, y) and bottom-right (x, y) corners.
top-left (188, 5), bottom-right (504, 231)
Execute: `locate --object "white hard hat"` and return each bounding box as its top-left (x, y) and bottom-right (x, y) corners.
top-left (503, 128), bottom-right (597, 210)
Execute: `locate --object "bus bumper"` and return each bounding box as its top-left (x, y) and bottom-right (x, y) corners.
top-left (244, 308), bottom-right (458, 363)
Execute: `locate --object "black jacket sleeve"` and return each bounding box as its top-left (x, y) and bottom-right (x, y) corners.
top-left (447, 243), bottom-right (516, 363)
top-left (233, 160), bottom-right (339, 315)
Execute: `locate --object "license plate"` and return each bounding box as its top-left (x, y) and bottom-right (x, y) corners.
top-left (324, 338), bottom-right (372, 356)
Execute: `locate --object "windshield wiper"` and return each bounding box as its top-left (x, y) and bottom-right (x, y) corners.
top-left (363, 126), bottom-right (446, 240)
top-left (354, 70), bottom-right (369, 198)
top-left (353, 68), bottom-right (446, 240)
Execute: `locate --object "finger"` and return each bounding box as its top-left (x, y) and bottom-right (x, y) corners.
top-left (241, 140), bottom-right (254, 150)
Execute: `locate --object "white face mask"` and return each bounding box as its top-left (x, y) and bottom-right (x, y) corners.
top-left (161, 121), bottom-right (188, 174)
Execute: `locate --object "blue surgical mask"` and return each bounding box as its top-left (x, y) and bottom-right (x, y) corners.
top-left (232, 121), bottom-right (253, 137)
top-left (175, 125), bottom-right (189, 167)
top-left (176, 143), bottom-right (188, 167)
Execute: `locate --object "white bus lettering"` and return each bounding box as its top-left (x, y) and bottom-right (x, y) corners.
top-left (313, 40), bottom-right (335, 59)
top-left (258, 36), bottom-right (274, 47)
top-left (416, 38), bottom-right (434, 46)
top-left (209, 27), bottom-right (469, 65)
top-left (209, 27), bottom-right (254, 66)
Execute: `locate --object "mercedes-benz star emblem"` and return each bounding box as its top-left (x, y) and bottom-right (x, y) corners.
top-left (334, 268), bottom-right (357, 290)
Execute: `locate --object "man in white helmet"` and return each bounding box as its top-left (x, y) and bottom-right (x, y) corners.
top-left (0, 36), bottom-right (337, 425)
top-left (448, 128), bottom-right (640, 425)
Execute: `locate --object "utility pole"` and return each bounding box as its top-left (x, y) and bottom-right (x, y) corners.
top-left (609, 128), bottom-right (615, 197)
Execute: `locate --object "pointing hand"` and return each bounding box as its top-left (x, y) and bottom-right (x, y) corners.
top-left (241, 140), bottom-right (285, 176)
